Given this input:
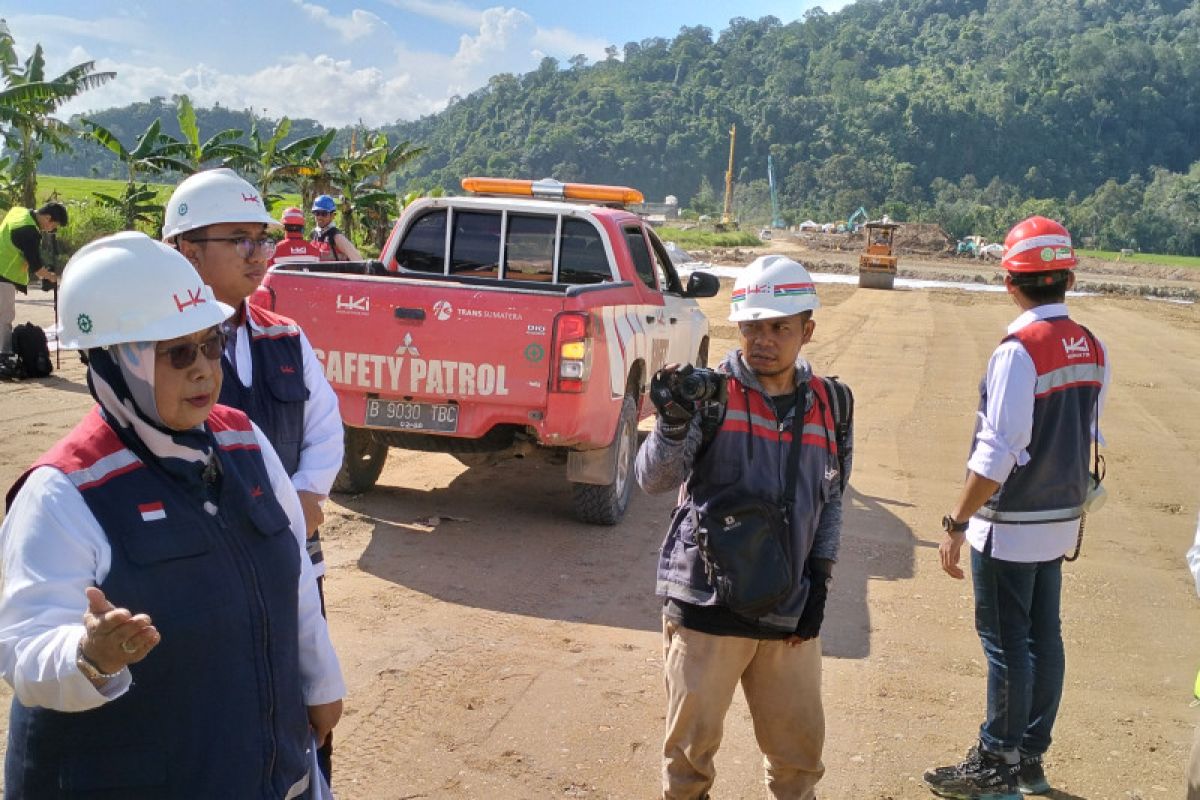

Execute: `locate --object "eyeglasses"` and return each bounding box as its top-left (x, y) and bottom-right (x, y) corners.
top-left (312, 210), bottom-right (332, 217)
top-left (156, 331), bottom-right (227, 370)
top-left (187, 236), bottom-right (277, 259)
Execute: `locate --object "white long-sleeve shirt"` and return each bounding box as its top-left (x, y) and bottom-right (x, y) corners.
top-left (965, 303), bottom-right (1111, 562)
top-left (0, 422), bottom-right (346, 712)
top-left (231, 312), bottom-right (343, 500)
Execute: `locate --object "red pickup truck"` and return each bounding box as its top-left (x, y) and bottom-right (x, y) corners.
top-left (252, 178), bottom-right (718, 523)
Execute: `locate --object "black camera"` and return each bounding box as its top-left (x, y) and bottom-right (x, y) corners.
top-left (675, 367), bottom-right (727, 404)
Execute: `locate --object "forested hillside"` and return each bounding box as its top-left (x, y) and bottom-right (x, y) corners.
top-left (33, 0), bottom-right (1200, 253)
top-left (386, 0), bottom-right (1199, 250)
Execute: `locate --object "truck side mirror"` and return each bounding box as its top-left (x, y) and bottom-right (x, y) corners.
top-left (682, 270), bottom-right (720, 298)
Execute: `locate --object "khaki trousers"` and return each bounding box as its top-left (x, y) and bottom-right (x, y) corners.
top-left (1187, 722), bottom-right (1200, 799)
top-left (662, 618), bottom-right (825, 800)
top-left (0, 281), bottom-right (15, 354)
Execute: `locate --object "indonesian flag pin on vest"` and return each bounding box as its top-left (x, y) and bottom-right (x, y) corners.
top-left (138, 501), bottom-right (167, 522)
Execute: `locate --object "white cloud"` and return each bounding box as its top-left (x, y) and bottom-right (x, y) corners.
top-left (291, 2), bottom-right (388, 42)
top-left (380, 0), bottom-right (483, 29)
top-left (532, 26), bottom-right (611, 63)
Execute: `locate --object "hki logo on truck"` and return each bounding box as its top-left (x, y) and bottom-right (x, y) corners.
top-left (313, 346), bottom-right (510, 397)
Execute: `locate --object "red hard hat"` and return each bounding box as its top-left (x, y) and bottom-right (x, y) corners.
top-left (280, 206), bottom-right (305, 226)
top-left (1002, 216), bottom-right (1077, 273)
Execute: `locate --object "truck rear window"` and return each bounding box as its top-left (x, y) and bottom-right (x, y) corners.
top-left (395, 208), bottom-right (613, 285)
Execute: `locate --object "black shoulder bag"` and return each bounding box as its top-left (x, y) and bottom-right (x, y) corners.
top-left (690, 386), bottom-right (807, 620)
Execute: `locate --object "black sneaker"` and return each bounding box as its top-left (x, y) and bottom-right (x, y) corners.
top-left (924, 744), bottom-right (1020, 800)
top-left (1016, 753), bottom-right (1050, 795)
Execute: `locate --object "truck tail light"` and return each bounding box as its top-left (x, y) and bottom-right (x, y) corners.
top-left (551, 311), bottom-right (591, 393)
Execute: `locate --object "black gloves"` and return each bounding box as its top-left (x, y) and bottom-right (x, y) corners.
top-left (650, 366), bottom-right (695, 440)
top-left (795, 558), bottom-right (834, 640)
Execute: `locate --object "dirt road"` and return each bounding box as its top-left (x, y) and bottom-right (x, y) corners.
top-left (1, 273), bottom-right (1198, 799)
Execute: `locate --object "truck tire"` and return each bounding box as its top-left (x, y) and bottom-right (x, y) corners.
top-left (332, 425), bottom-right (388, 494)
top-left (571, 395), bottom-right (637, 525)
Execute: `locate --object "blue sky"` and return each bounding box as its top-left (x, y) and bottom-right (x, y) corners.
top-left (7, 1), bottom-right (849, 127)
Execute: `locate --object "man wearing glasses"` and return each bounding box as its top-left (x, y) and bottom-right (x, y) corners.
top-left (162, 168), bottom-right (344, 784)
top-left (309, 194), bottom-right (362, 262)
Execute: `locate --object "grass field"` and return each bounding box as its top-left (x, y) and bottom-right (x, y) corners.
top-left (37, 175), bottom-right (301, 211)
top-left (657, 226), bottom-right (762, 248)
top-left (1076, 247), bottom-right (1200, 269)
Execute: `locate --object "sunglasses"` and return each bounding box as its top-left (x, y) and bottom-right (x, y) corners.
top-left (156, 331), bottom-right (227, 370)
top-left (188, 236), bottom-right (277, 259)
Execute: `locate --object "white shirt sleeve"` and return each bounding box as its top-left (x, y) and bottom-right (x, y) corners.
top-left (966, 340), bottom-right (1037, 483)
top-left (253, 424), bottom-right (346, 705)
top-left (291, 330), bottom-right (344, 498)
top-left (0, 467), bottom-right (131, 711)
top-left (1188, 511), bottom-right (1200, 597)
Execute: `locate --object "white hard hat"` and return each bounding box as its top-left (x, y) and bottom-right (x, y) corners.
top-left (162, 168), bottom-right (281, 239)
top-left (729, 255), bottom-right (820, 322)
top-left (59, 231), bottom-right (234, 350)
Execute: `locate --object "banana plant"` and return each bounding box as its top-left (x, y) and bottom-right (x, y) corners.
top-left (0, 21), bottom-right (115, 206)
top-left (80, 118), bottom-right (189, 229)
top-left (91, 183), bottom-right (165, 231)
top-left (174, 94), bottom-right (247, 174)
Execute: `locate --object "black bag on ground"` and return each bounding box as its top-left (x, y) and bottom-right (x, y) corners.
top-left (693, 498), bottom-right (792, 619)
top-left (12, 322), bottom-right (52, 378)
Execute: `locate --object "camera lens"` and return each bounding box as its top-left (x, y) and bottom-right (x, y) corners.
top-left (678, 369), bottom-right (721, 402)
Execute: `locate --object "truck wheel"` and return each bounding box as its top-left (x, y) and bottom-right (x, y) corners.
top-left (332, 426), bottom-right (387, 494)
top-left (571, 395), bottom-right (637, 525)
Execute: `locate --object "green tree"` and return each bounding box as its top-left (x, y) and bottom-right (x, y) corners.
top-left (0, 20), bottom-right (115, 206)
top-left (174, 94), bottom-right (248, 174)
top-left (81, 118), bottom-right (189, 229)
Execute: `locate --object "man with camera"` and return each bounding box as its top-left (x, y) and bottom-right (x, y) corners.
top-left (924, 217), bottom-right (1110, 799)
top-left (636, 255), bottom-right (852, 800)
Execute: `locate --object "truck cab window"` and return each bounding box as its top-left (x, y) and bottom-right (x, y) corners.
top-left (505, 215), bottom-right (555, 281)
top-left (558, 218), bottom-right (611, 285)
top-left (397, 210), bottom-right (447, 273)
top-left (624, 226), bottom-right (657, 290)
top-left (647, 232), bottom-right (684, 294)
top-left (451, 211), bottom-right (502, 277)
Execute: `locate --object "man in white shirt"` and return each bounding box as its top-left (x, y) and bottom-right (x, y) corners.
top-left (925, 217), bottom-right (1110, 800)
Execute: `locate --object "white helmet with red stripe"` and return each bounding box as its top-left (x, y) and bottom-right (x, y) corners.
top-left (729, 255), bottom-right (820, 322)
top-left (162, 168), bottom-right (281, 240)
top-left (1002, 216), bottom-right (1077, 273)
top-left (58, 232), bottom-right (233, 350)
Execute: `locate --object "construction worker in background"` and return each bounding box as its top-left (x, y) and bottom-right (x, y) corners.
top-left (269, 207), bottom-right (323, 267)
top-left (0, 202), bottom-right (67, 354)
top-left (636, 255), bottom-right (854, 800)
top-left (162, 168), bottom-right (344, 785)
top-left (925, 216), bottom-right (1110, 799)
top-left (310, 195), bottom-right (362, 262)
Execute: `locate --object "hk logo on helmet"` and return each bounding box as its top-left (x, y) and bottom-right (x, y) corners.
top-left (241, 193), bottom-right (260, 204)
top-left (174, 286), bottom-right (207, 312)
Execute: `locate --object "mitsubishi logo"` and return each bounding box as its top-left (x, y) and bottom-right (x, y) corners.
top-left (394, 333), bottom-right (419, 356)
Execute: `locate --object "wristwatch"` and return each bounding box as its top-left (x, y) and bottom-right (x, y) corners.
top-left (941, 514), bottom-right (969, 534)
top-left (76, 641), bottom-right (123, 682)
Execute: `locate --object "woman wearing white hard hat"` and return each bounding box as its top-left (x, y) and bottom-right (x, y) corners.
top-left (0, 232), bottom-right (344, 797)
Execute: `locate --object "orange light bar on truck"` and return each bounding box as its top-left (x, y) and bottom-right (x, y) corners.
top-left (461, 177), bottom-right (644, 206)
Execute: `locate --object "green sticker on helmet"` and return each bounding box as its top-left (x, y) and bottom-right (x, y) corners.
top-left (178, 202), bottom-right (188, 216)
top-left (1056, 247), bottom-right (1072, 259)
top-left (77, 313), bottom-right (93, 334)
top-left (1040, 247), bottom-right (1055, 262)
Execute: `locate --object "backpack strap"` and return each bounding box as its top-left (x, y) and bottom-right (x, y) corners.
top-left (820, 376), bottom-right (853, 492)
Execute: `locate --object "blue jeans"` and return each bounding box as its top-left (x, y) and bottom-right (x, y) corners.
top-left (971, 545), bottom-right (1065, 757)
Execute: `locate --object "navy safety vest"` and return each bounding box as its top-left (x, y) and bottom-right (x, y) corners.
top-left (656, 375), bottom-right (840, 631)
top-left (4, 406), bottom-right (310, 798)
top-left (219, 304), bottom-right (309, 476)
top-left (976, 316), bottom-right (1106, 524)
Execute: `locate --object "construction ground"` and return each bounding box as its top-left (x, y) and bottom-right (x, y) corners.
top-left (0, 243), bottom-right (1198, 798)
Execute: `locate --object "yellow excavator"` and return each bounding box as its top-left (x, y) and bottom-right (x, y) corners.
top-left (858, 221), bottom-right (899, 290)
